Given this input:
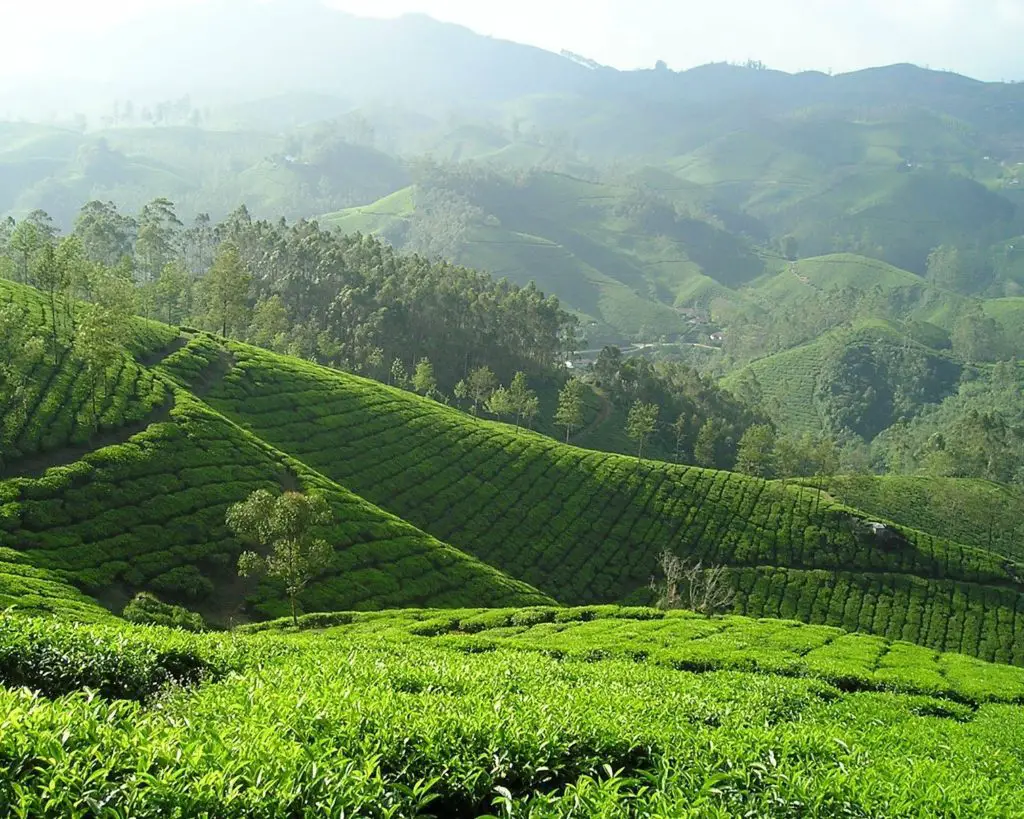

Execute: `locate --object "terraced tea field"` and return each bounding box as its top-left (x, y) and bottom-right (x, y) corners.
top-left (191, 340), bottom-right (1024, 662)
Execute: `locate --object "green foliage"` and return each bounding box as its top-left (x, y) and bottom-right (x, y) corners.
top-left (122, 592), bottom-right (206, 632)
top-left (735, 424), bottom-right (776, 478)
top-left (0, 311), bottom-right (549, 623)
top-left (4, 610), bottom-right (1024, 815)
top-left (412, 357), bottom-right (437, 397)
top-left (0, 613), bottom-right (235, 701)
top-left (230, 489), bottom-right (334, 625)
top-left (0, 280), bottom-right (169, 470)
top-left (554, 377), bottom-right (585, 442)
top-left (200, 241), bottom-right (251, 338)
top-left (626, 400), bottom-right (659, 462)
top-left (599, 349), bottom-right (765, 468)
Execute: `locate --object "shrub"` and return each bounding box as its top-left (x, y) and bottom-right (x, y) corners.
top-left (122, 592), bottom-right (206, 632)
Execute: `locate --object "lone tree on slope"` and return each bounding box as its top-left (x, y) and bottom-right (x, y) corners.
top-left (228, 489), bottom-right (334, 627)
top-left (626, 400), bottom-right (659, 466)
top-left (554, 377), bottom-right (585, 443)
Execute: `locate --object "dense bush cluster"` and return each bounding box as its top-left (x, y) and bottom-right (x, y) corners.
top-left (2, 612), bottom-right (1024, 816)
top-left (730, 567), bottom-right (1024, 665)
top-left (122, 592), bottom-right (207, 632)
top-left (0, 548), bottom-right (110, 622)
top-left (0, 614), bottom-right (239, 701)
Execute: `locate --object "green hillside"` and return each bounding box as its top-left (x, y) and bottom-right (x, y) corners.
top-left (322, 171), bottom-right (761, 340)
top-left (181, 338), bottom-right (1024, 663)
top-left (5, 608), bottom-right (1024, 815)
top-left (724, 314), bottom-right (963, 439)
top-left (0, 283), bottom-right (550, 623)
top-left (824, 475), bottom-right (1024, 561)
top-left (5, 278), bottom-right (1024, 664)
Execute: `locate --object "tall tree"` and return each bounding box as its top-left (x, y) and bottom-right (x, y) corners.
top-left (693, 418), bottom-right (722, 469)
top-left (155, 260), bottom-right (190, 326)
top-left (203, 242), bottom-right (251, 337)
top-left (390, 358), bottom-right (409, 388)
top-left (412, 358), bottom-right (437, 397)
top-left (554, 378), bottom-right (585, 443)
top-left (735, 424), bottom-right (776, 478)
top-left (135, 198), bottom-right (182, 282)
top-left (487, 385), bottom-right (516, 423)
top-left (508, 371), bottom-right (538, 429)
top-left (249, 295), bottom-right (290, 351)
top-left (74, 200), bottom-right (135, 267)
top-left (9, 211), bottom-right (56, 285)
top-left (466, 366), bottom-right (497, 415)
top-left (33, 243), bottom-right (71, 365)
top-left (229, 489), bottom-right (334, 627)
top-left (74, 268), bottom-right (134, 428)
top-left (626, 400), bottom-right (659, 465)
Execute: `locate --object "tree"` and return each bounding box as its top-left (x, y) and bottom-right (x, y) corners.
top-left (670, 413), bottom-right (692, 463)
top-left (487, 385), bottom-right (516, 422)
top-left (812, 436), bottom-right (841, 513)
top-left (951, 304), bottom-right (1005, 364)
top-left (412, 358), bottom-right (437, 397)
top-left (735, 424), bottom-right (776, 478)
top-left (135, 198), bottom-right (182, 282)
top-left (228, 489), bottom-right (334, 627)
top-left (249, 294), bottom-right (290, 351)
top-left (389, 358), bottom-right (408, 388)
top-left (554, 378), bottom-right (585, 442)
top-left (155, 260), bottom-right (190, 326)
top-left (74, 200), bottom-right (135, 267)
top-left (0, 302), bottom-right (44, 466)
top-left (74, 268), bottom-right (134, 428)
top-left (626, 400), bottom-right (659, 464)
top-left (33, 243), bottom-right (72, 365)
top-left (693, 418), bottom-right (722, 468)
top-left (466, 366), bottom-right (497, 415)
top-left (594, 346), bottom-right (623, 386)
top-left (649, 550), bottom-right (735, 615)
top-left (9, 211), bottom-right (55, 284)
top-left (508, 371), bottom-right (538, 429)
top-left (203, 242), bottom-right (251, 337)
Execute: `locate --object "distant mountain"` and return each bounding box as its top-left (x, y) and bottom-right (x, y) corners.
top-left (6, 3), bottom-right (1024, 344)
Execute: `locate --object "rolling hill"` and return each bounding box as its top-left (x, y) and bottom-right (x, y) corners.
top-left (4, 278), bottom-right (1024, 665)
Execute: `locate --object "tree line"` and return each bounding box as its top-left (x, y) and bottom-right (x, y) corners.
top-left (0, 199), bottom-right (579, 396)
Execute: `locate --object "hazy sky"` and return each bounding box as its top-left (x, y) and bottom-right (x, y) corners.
top-left (3, 0), bottom-right (1024, 81)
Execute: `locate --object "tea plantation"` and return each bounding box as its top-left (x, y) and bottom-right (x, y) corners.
top-left (4, 608), bottom-right (1024, 817)
top-left (189, 341), bottom-right (1024, 663)
top-left (3, 276), bottom-right (1024, 665)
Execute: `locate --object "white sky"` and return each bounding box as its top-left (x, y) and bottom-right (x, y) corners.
top-left (2, 0), bottom-right (1023, 80)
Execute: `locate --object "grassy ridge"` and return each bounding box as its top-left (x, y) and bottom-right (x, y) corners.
top-left (4, 610), bottom-right (1024, 816)
top-left (199, 341), bottom-right (1024, 661)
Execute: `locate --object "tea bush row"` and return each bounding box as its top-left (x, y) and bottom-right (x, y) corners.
top-left (3, 614), bottom-right (1024, 816)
